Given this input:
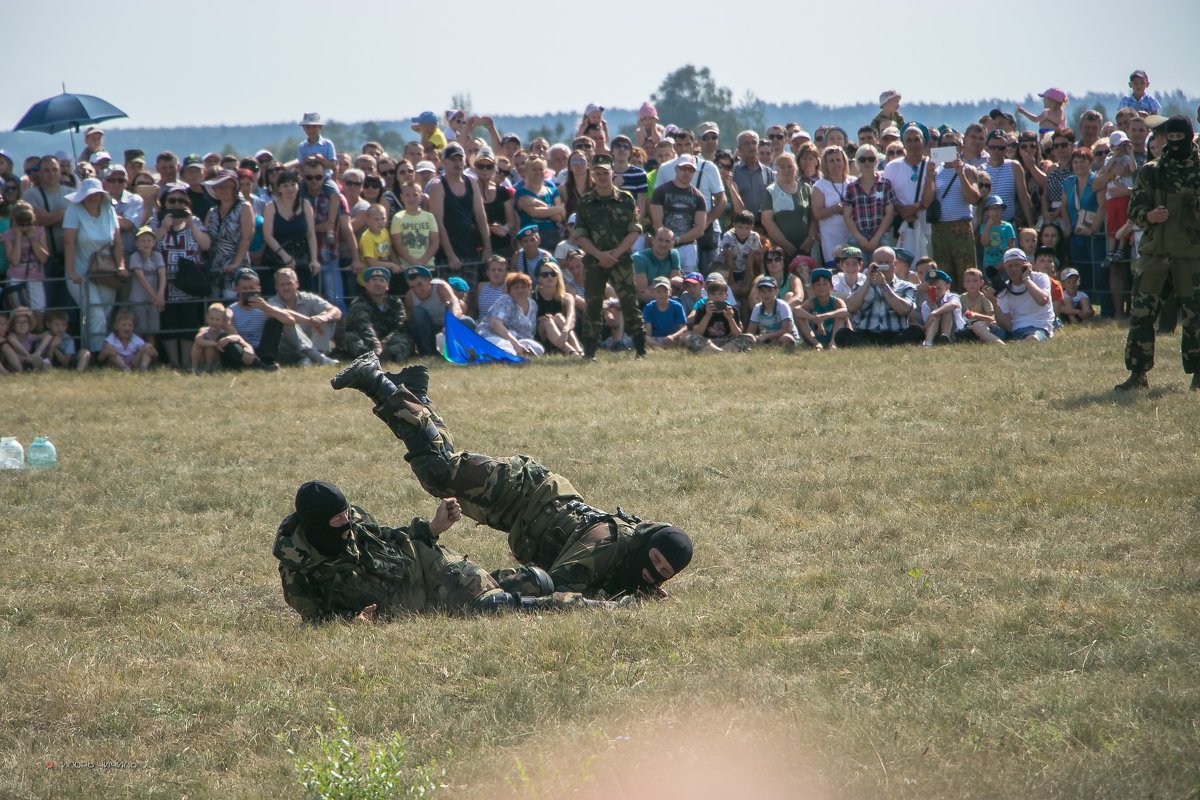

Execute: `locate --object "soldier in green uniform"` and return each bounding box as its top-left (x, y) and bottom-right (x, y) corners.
top-left (274, 480), bottom-right (624, 622)
top-left (340, 266), bottom-right (414, 362)
top-left (1115, 116), bottom-right (1200, 392)
top-left (573, 153), bottom-right (646, 358)
top-left (330, 356), bottom-right (694, 598)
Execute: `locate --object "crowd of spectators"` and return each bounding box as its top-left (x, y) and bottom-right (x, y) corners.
top-left (1, 71), bottom-right (1195, 375)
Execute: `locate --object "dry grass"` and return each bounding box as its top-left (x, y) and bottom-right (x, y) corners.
top-left (1, 323), bottom-right (1198, 799)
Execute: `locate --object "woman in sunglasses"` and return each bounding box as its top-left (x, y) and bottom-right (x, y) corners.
top-left (843, 145), bottom-right (899, 256)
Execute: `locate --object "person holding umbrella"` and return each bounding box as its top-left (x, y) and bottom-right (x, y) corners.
top-left (63, 177), bottom-right (124, 350)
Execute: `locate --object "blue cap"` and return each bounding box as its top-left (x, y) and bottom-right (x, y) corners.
top-left (405, 265), bottom-right (433, 281)
top-left (984, 194), bottom-right (1006, 209)
top-left (894, 248), bottom-right (914, 265)
top-left (926, 269), bottom-right (952, 284)
top-left (810, 268), bottom-right (833, 282)
top-left (411, 111), bottom-right (439, 125)
top-left (363, 265), bottom-right (391, 282)
top-left (233, 267), bottom-right (258, 284)
top-left (447, 276), bottom-right (469, 293)
top-left (516, 224), bottom-right (540, 239)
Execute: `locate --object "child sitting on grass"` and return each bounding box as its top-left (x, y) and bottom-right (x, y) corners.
top-left (1057, 267), bottom-right (1094, 324)
top-left (920, 269), bottom-right (964, 346)
top-left (1033, 246), bottom-right (1066, 328)
top-left (746, 275), bottom-right (798, 350)
top-left (796, 267), bottom-right (848, 350)
top-left (0, 309), bottom-right (32, 372)
top-left (5, 306), bottom-right (49, 371)
top-left (192, 302), bottom-right (244, 373)
top-left (958, 268), bottom-right (1005, 345)
top-left (684, 273), bottom-right (754, 353)
top-left (39, 309), bottom-right (92, 371)
top-left (98, 309), bottom-right (157, 371)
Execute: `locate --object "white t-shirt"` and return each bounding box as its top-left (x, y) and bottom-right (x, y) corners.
top-left (882, 157), bottom-right (929, 207)
top-left (997, 272), bottom-right (1055, 331)
top-left (750, 298), bottom-right (797, 335)
top-left (921, 292), bottom-right (966, 330)
top-left (831, 271), bottom-right (865, 299)
top-left (813, 178), bottom-right (851, 260)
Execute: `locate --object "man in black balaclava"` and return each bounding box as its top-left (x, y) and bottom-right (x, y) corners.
top-left (1116, 115), bottom-right (1200, 392)
top-left (329, 358), bottom-right (696, 599)
top-left (273, 480), bottom-right (629, 623)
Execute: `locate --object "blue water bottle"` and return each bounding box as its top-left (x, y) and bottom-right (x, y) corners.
top-left (26, 437), bottom-right (57, 471)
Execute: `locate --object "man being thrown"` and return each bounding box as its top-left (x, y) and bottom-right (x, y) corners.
top-left (329, 357), bottom-right (694, 598)
top-left (274, 481), bottom-right (625, 623)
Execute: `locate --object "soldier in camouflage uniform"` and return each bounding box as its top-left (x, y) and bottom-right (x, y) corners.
top-left (330, 356), bottom-right (694, 598)
top-left (340, 266), bottom-right (414, 363)
top-left (274, 480), bottom-right (622, 622)
top-left (574, 153), bottom-right (646, 358)
top-left (1116, 116), bottom-right (1200, 392)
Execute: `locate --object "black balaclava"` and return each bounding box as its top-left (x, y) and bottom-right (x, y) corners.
top-left (623, 526), bottom-right (694, 588)
top-left (1163, 116), bottom-right (1195, 160)
top-left (295, 481), bottom-right (352, 557)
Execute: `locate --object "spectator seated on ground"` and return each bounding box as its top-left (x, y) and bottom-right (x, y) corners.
top-left (479, 271), bottom-right (544, 357)
top-left (632, 226), bottom-right (683, 303)
top-left (747, 275), bottom-right (799, 349)
top-left (268, 267), bottom-right (341, 366)
top-left (642, 276), bottom-right (688, 349)
top-left (341, 266), bottom-right (414, 362)
top-left (796, 268), bottom-right (848, 350)
top-left (405, 265), bottom-right (474, 356)
top-left (224, 267), bottom-right (295, 370)
top-left (833, 246), bottom-right (922, 347)
top-left (684, 272), bottom-right (754, 354)
top-left (990, 248), bottom-right (1054, 342)
top-left (532, 260), bottom-right (584, 356)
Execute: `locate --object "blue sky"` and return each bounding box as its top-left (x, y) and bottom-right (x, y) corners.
top-left (6, 0), bottom-right (1197, 130)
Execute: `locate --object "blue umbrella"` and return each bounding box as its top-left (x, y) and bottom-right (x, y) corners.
top-left (12, 84), bottom-right (127, 160)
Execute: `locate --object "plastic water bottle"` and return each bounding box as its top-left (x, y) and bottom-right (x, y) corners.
top-left (26, 437), bottom-right (57, 471)
top-left (0, 437), bottom-right (23, 470)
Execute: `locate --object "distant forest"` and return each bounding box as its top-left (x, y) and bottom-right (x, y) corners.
top-left (4, 83), bottom-right (1195, 165)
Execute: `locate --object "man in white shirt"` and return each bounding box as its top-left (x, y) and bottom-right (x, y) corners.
top-left (882, 123), bottom-right (936, 260)
top-left (992, 249), bottom-right (1054, 341)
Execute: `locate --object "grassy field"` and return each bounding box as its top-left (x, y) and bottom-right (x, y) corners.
top-left (2, 323), bottom-right (1198, 800)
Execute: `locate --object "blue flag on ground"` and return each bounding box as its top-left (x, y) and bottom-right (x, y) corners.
top-left (441, 310), bottom-right (527, 365)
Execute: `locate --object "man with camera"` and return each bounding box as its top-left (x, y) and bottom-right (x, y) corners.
top-left (221, 267), bottom-right (292, 370)
top-left (834, 246), bottom-right (923, 347)
top-left (986, 249), bottom-right (1054, 342)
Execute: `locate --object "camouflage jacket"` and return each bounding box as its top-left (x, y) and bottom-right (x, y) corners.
top-left (573, 188), bottom-right (641, 263)
top-left (344, 294), bottom-right (407, 352)
top-left (548, 517), bottom-right (672, 599)
top-left (273, 505), bottom-right (436, 622)
top-left (1129, 145), bottom-right (1200, 258)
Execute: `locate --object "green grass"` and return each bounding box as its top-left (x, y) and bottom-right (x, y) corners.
top-left (2, 323), bottom-right (1198, 799)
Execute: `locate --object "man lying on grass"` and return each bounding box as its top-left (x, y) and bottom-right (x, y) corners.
top-left (330, 355), bottom-right (694, 599)
top-left (274, 480), bottom-right (629, 622)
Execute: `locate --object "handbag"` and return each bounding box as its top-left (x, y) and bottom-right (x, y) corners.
top-left (927, 173), bottom-right (957, 225)
top-left (88, 246), bottom-right (126, 290)
top-left (1072, 180), bottom-right (1098, 234)
top-left (174, 256), bottom-right (215, 298)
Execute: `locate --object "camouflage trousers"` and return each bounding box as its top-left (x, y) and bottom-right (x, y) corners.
top-left (341, 331), bottom-right (415, 363)
top-left (373, 391), bottom-right (589, 571)
top-left (406, 541), bottom-right (589, 613)
top-left (1124, 256), bottom-right (1200, 374)
top-left (930, 220), bottom-right (978, 290)
top-left (584, 259), bottom-right (644, 346)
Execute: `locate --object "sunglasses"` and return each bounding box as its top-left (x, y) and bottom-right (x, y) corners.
top-left (768, 134), bottom-right (786, 141)
top-left (575, 142), bottom-right (594, 149)
top-left (538, 272), bottom-right (557, 278)
top-left (1053, 142), bottom-right (1071, 149)
top-left (475, 163), bottom-right (495, 170)
top-left (105, 176), bottom-right (127, 183)
top-left (716, 162), bottom-right (733, 169)
top-left (857, 157), bottom-right (876, 163)
top-left (766, 255), bottom-right (784, 262)
top-left (343, 179), bottom-right (363, 186)
top-left (987, 145), bottom-right (1007, 151)
top-left (611, 142), bottom-right (631, 149)
top-left (701, 133), bottom-right (719, 141)
top-left (1093, 150), bottom-right (1110, 157)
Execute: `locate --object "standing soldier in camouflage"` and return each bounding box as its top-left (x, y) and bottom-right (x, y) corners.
top-left (330, 356), bottom-right (694, 598)
top-left (340, 265), bottom-right (414, 363)
top-left (274, 480), bottom-right (626, 622)
top-left (1115, 116), bottom-right (1200, 392)
top-left (573, 153), bottom-right (646, 358)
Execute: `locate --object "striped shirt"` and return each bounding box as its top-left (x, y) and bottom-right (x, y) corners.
top-left (982, 160), bottom-right (1018, 222)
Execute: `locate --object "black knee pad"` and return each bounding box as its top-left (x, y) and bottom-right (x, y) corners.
top-left (474, 591), bottom-right (519, 613)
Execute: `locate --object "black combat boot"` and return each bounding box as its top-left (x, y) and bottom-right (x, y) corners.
top-left (582, 337), bottom-right (597, 361)
top-left (330, 351), bottom-right (398, 404)
top-left (1113, 371), bottom-right (1149, 391)
top-left (633, 332), bottom-right (646, 360)
top-left (385, 364), bottom-right (430, 403)
top-left (1190, 373), bottom-right (1199, 392)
